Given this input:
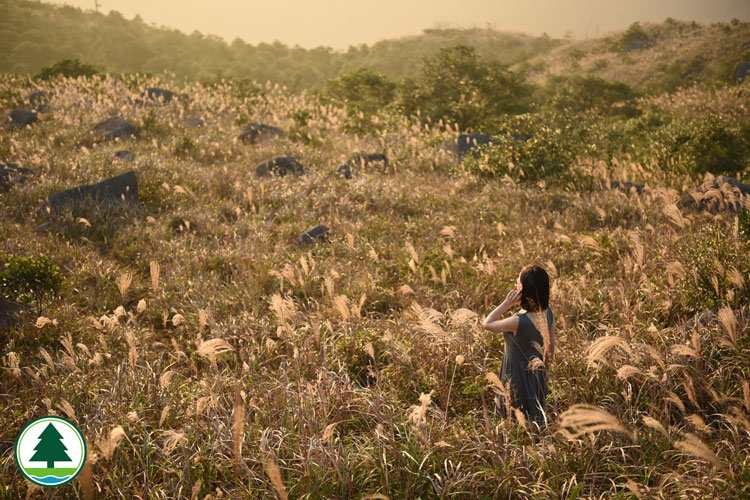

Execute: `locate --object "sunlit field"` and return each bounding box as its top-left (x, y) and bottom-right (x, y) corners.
top-left (0, 64), bottom-right (749, 499)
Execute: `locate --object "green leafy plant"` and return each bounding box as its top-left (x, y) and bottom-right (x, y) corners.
top-left (0, 255), bottom-right (64, 315)
top-left (34, 58), bottom-right (99, 81)
top-left (617, 22), bottom-right (649, 50)
top-left (646, 115), bottom-right (750, 177)
top-left (321, 68), bottom-right (397, 134)
top-left (739, 207), bottom-right (750, 240)
top-left (398, 45), bottom-right (531, 131)
top-left (541, 75), bottom-right (640, 117)
top-left (461, 125), bottom-right (574, 183)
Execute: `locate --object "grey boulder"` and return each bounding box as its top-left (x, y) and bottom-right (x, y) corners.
top-left (239, 122), bottom-right (284, 144)
top-left (0, 163), bottom-right (34, 190)
top-left (679, 176), bottom-right (750, 213)
top-left (298, 225), bottom-right (330, 246)
top-left (336, 164), bottom-right (352, 179)
top-left (3, 109), bottom-right (38, 129)
top-left (255, 156), bottom-right (304, 177)
top-left (734, 61), bottom-right (750, 84)
top-left (93, 117), bottom-right (138, 141)
top-left (146, 87), bottom-right (175, 103)
top-left (348, 153), bottom-right (389, 173)
top-left (114, 150), bottom-right (135, 161)
top-left (40, 170), bottom-right (139, 213)
top-left (0, 294), bottom-right (29, 333)
top-left (456, 133), bottom-right (493, 162)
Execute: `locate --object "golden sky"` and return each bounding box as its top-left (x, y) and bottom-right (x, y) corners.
top-left (49, 0), bottom-right (750, 49)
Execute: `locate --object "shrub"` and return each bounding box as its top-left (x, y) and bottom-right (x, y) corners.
top-left (618, 22), bottom-right (649, 50)
top-left (461, 125), bottom-right (574, 183)
top-left (673, 224), bottom-right (750, 314)
top-left (739, 207), bottom-right (750, 240)
top-left (0, 255), bottom-right (63, 315)
top-left (321, 68), bottom-right (397, 134)
top-left (646, 115), bottom-right (750, 177)
top-left (541, 75), bottom-right (640, 117)
top-left (288, 108), bottom-right (322, 146)
top-left (172, 134), bottom-right (198, 157)
top-left (398, 45), bottom-right (531, 131)
top-left (34, 58), bottom-right (99, 81)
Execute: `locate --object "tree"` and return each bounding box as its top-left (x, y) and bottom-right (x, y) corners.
top-left (0, 255), bottom-right (64, 315)
top-left (30, 423), bottom-right (71, 468)
top-left (34, 58), bottom-right (99, 81)
top-left (321, 68), bottom-right (397, 133)
top-left (398, 45), bottom-right (531, 131)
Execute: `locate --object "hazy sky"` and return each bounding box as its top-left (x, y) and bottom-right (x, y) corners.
top-left (49, 0), bottom-right (750, 49)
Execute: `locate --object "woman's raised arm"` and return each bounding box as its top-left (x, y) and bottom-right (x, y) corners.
top-left (481, 289), bottom-right (521, 333)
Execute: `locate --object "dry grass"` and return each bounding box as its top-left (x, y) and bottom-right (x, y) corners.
top-left (0, 70), bottom-right (748, 499)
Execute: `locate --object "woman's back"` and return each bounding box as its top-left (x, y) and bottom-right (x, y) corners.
top-left (498, 307), bottom-right (554, 421)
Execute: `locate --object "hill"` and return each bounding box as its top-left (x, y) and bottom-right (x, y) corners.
top-left (1, 4), bottom-right (750, 498)
top-left (521, 19), bottom-right (750, 92)
top-left (0, 0), bottom-right (559, 90)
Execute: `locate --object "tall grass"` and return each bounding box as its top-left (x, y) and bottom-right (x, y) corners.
top-left (0, 71), bottom-right (748, 499)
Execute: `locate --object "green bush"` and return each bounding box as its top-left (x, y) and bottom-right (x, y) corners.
top-left (0, 255), bottom-right (63, 315)
top-left (321, 68), bottom-right (397, 134)
top-left (540, 75), bottom-right (640, 117)
top-left (398, 45), bottom-right (531, 131)
top-left (617, 22), bottom-right (649, 50)
top-left (646, 115), bottom-right (750, 177)
top-left (34, 58), bottom-right (99, 81)
top-left (739, 207), bottom-right (750, 240)
top-left (674, 224), bottom-right (750, 314)
top-left (461, 124), bottom-right (574, 183)
top-left (288, 108), bottom-right (322, 146)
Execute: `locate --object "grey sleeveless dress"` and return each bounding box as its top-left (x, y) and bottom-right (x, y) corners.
top-left (496, 307), bottom-right (554, 422)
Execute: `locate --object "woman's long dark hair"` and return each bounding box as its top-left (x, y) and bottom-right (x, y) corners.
top-left (520, 265), bottom-right (550, 312)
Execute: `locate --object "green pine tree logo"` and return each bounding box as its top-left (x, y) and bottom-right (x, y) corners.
top-left (30, 423), bottom-right (71, 468)
top-left (15, 416), bottom-right (86, 487)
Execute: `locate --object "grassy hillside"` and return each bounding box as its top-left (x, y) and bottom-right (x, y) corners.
top-left (522, 19), bottom-right (750, 92)
top-left (0, 0), bottom-right (558, 90)
top-left (0, 63), bottom-right (749, 498)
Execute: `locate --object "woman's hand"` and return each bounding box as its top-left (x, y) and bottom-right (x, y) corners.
top-left (504, 289), bottom-right (521, 306)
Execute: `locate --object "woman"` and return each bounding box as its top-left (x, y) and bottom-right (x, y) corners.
top-left (481, 265), bottom-right (555, 425)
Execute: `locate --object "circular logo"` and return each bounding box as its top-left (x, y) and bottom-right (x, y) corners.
top-left (14, 416), bottom-right (87, 487)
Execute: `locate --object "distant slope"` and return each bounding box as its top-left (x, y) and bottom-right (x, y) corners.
top-left (0, 0), bottom-right (559, 90)
top-left (520, 19), bottom-right (750, 91)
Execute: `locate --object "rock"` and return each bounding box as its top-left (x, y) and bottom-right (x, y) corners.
top-left (146, 87), bottom-right (175, 103)
top-left (599, 180), bottom-right (647, 195)
top-left (456, 133), bottom-right (493, 162)
top-left (298, 225), bottom-right (330, 246)
top-left (347, 153), bottom-right (389, 173)
top-left (28, 90), bottom-right (47, 105)
top-left (0, 294), bottom-right (29, 332)
top-left (40, 170), bottom-right (139, 213)
top-left (734, 61), bottom-right (750, 84)
top-left (623, 39), bottom-right (648, 53)
top-left (2, 109), bottom-right (38, 129)
top-left (336, 164), bottom-right (352, 179)
top-left (685, 309), bottom-right (718, 330)
top-left (114, 150), bottom-right (134, 161)
top-left (511, 133), bottom-right (533, 142)
top-left (36, 221), bottom-right (55, 232)
top-left (255, 156), bottom-right (304, 177)
top-left (0, 163), bottom-right (34, 190)
top-left (184, 117), bottom-right (204, 127)
top-left (27, 91), bottom-right (51, 112)
top-left (92, 117), bottom-right (138, 141)
top-left (679, 176), bottom-right (750, 213)
top-left (239, 122), bottom-right (284, 144)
